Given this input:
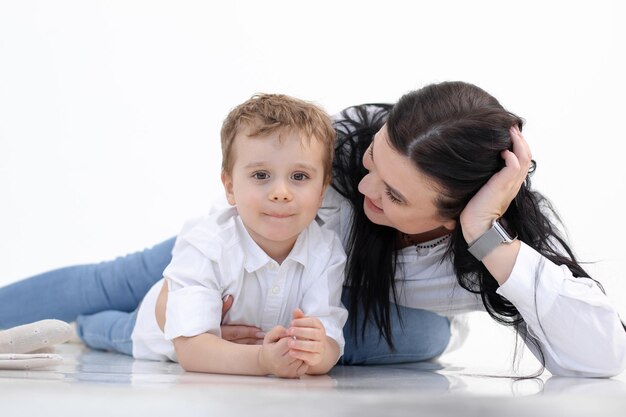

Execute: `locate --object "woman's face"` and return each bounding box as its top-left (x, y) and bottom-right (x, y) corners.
top-left (357, 125), bottom-right (455, 235)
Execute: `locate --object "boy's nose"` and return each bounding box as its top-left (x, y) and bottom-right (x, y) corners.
top-left (269, 181), bottom-right (293, 202)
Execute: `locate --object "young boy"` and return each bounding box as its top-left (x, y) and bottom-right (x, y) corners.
top-left (76, 94), bottom-right (347, 378)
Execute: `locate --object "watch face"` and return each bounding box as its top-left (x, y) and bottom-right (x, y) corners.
top-left (494, 218), bottom-right (516, 242)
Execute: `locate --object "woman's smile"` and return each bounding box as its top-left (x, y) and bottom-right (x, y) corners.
top-left (364, 196), bottom-right (384, 214)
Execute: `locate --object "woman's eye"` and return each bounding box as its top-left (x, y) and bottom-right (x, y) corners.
top-left (291, 172), bottom-right (309, 181)
top-left (385, 189), bottom-right (402, 204)
top-left (252, 172), bottom-right (269, 180)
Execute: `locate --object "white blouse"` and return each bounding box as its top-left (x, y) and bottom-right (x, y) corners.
top-left (318, 186), bottom-right (626, 377)
top-left (131, 205), bottom-right (348, 362)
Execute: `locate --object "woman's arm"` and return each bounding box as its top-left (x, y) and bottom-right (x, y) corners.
top-left (460, 126), bottom-right (530, 284)
top-left (459, 126), bottom-right (626, 377)
top-left (497, 242), bottom-right (626, 377)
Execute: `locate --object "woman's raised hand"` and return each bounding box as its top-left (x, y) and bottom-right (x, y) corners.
top-left (460, 126), bottom-right (533, 244)
top-left (460, 126), bottom-right (532, 284)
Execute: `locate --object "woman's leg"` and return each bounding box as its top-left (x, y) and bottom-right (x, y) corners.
top-left (0, 238), bottom-right (175, 329)
top-left (339, 291), bottom-right (451, 365)
top-left (76, 309), bottom-right (138, 356)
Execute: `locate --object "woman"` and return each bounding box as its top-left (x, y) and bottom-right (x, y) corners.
top-left (2, 81), bottom-right (624, 376)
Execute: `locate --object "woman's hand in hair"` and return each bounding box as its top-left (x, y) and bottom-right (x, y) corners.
top-left (459, 126), bottom-right (531, 284)
top-left (460, 126), bottom-right (532, 243)
top-left (220, 295), bottom-right (265, 345)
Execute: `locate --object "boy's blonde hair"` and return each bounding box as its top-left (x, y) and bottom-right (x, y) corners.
top-left (220, 94), bottom-right (335, 184)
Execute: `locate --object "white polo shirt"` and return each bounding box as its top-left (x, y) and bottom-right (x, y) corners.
top-left (131, 206), bottom-right (348, 362)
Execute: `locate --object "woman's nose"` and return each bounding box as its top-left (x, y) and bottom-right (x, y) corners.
top-left (357, 172), bottom-right (381, 200)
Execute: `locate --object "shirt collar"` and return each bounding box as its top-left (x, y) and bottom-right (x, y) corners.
top-left (235, 216), bottom-right (310, 273)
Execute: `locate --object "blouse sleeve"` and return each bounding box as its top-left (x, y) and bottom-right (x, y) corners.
top-left (497, 242), bottom-right (626, 377)
top-left (162, 243), bottom-right (223, 340)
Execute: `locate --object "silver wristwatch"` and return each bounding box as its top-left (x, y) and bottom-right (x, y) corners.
top-left (467, 218), bottom-right (517, 261)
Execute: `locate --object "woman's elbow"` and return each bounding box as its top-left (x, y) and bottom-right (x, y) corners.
top-left (597, 329), bottom-right (626, 377)
top-left (599, 346), bottom-right (626, 377)
top-left (549, 342), bottom-right (626, 378)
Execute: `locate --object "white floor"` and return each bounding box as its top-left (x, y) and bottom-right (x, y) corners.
top-left (3, 342), bottom-right (626, 417)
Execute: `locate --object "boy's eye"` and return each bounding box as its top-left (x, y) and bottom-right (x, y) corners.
top-left (291, 172), bottom-right (309, 181)
top-left (252, 172), bottom-right (269, 180)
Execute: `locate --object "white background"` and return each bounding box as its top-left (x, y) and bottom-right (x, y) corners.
top-left (1, 0), bottom-right (624, 369)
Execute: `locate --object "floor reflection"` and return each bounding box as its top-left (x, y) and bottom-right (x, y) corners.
top-left (1, 341), bottom-right (626, 417)
top-left (3, 343), bottom-right (625, 397)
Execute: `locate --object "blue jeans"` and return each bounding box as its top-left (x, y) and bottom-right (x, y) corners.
top-left (0, 238), bottom-right (175, 325)
top-left (76, 309), bottom-right (138, 356)
top-left (0, 238), bottom-right (450, 364)
top-left (338, 291), bottom-right (450, 365)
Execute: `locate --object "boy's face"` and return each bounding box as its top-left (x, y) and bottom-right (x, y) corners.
top-left (221, 127), bottom-right (328, 256)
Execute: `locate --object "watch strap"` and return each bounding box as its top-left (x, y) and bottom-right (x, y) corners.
top-left (467, 219), bottom-right (516, 261)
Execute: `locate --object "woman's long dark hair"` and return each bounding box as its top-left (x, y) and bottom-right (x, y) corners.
top-left (332, 103), bottom-right (399, 348)
top-left (331, 81), bottom-right (617, 356)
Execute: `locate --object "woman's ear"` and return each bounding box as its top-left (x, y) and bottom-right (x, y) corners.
top-left (442, 218), bottom-right (456, 231)
top-left (221, 171), bottom-right (236, 206)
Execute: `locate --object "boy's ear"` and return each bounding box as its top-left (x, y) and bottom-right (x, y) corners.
top-left (221, 171), bottom-right (236, 206)
top-left (318, 181), bottom-right (330, 205)
top-left (318, 181), bottom-right (330, 207)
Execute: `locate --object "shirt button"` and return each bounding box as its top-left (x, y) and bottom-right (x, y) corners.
top-left (272, 286), bottom-right (280, 294)
top-left (268, 262), bottom-right (278, 270)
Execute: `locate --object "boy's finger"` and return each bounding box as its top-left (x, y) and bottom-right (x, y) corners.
top-left (295, 361), bottom-right (309, 377)
top-left (289, 348), bottom-right (320, 365)
top-left (264, 325), bottom-right (288, 343)
top-left (288, 338), bottom-right (321, 353)
top-left (290, 317), bottom-right (323, 330)
top-left (288, 327), bottom-right (321, 341)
